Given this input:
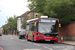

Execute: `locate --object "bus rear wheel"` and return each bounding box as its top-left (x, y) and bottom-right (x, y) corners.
top-left (27, 35), bottom-right (30, 41)
top-left (32, 36), bottom-right (34, 42)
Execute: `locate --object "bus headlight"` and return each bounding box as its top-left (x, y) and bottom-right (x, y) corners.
top-left (36, 33), bottom-right (42, 38)
top-left (55, 35), bottom-right (58, 38)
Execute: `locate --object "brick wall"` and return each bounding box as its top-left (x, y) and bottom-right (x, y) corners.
top-left (28, 12), bottom-right (36, 20)
top-left (59, 22), bottom-right (75, 36)
top-left (59, 22), bottom-right (75, 41)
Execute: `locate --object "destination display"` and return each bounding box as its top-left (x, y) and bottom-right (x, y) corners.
top-left (40, 19), bottom-right (56, 22)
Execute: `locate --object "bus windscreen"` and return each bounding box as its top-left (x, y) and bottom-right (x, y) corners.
top-left (38, 22), bottom-right (58, 34)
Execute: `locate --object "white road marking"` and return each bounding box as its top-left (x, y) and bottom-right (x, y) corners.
top-left (33, 43), bottom-right (41, 46)
top-left (27, 42), bottom-right (32, 44)
top-left (62, 49), bottom-right (71, 50)
top-left (9, 35), bottom-right (12, 36)
top-left (21, 40), bottom-right (25, 42)
top-left (44, 46), bottom-right (53, 50)
top-left (23, 49), bottom-right (41, 50)
top-left (10, 38), bottom-right (13, 39)
top-left (23, 49), bottom-right (29, 50)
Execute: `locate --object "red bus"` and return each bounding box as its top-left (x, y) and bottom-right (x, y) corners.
top-left (25, 16), bottom-right (59, 43)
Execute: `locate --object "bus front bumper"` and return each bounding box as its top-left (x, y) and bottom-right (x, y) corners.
top-left (34, 36), bottom-right (58, 42)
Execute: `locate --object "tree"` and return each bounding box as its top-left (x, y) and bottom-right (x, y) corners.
top-left (27, 0), bottom-right (75, 25)
top-left (3, 26), bottom-right (8, 34)
top-left (7, 15), bottom-right (17, 30)
top-left (28, 0), bottom-right (46, 13)
top-left (22, 18), bottom-right (27, 29)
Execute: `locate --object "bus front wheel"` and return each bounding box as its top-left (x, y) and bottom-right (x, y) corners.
top-left (51, 41), bottom-right (54, 44)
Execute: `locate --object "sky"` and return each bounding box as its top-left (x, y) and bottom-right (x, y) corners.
top-left (0, 0), bottom-right (30, 27)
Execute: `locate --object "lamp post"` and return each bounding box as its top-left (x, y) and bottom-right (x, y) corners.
top-left (33, 9), bottom-right (34, 19)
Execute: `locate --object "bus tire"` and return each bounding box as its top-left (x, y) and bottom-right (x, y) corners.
top-left (27, 35), bottom-right (30, 41)
top-left (27, 39), bottom-right (30, 41)
top-left (32, 36), bottom-right (34, 42)
top-left (51, 42), bottom-right (54, 44)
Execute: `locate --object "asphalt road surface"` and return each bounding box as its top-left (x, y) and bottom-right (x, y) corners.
top-left (0, 35), bottom-right (75, 50)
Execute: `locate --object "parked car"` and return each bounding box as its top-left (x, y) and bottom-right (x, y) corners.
top-left (0, 32), bottom-right (2, 36)
top-left (19, 29), bottom-right (25, 39)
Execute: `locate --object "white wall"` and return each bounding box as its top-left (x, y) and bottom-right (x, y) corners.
top-left (17, 18), bottom-right (22, 31)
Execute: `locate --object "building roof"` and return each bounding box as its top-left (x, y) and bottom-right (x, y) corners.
top-left (2, 24), bottom-right (8, 27)
top-left (17, 11), bottom-right (30, 18)
top-left (17, 10), bottom-right (34, 18)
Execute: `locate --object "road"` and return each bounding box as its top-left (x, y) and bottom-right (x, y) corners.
top-left (0, 35), bottom-right (75, 50)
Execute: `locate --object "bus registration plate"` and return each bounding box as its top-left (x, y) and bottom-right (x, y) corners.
top-left (45, 40), bottom-right (50, 41)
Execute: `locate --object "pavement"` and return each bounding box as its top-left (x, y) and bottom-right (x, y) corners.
top-left (59, 41), bottom-right (75, 46)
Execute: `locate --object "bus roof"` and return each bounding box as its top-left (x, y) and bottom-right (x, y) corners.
top-left (26, 18), bottom-right (59, 23)
top-left (27, 18), bottom-right (38, 23)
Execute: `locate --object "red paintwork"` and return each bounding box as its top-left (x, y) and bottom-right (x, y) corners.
top-left (25, 31), bottom-right (28, 39)
top-left (37, 18), bottom-right (39, 22)
top-left (34, 32), bottom-right (58, 42)
top-left (58, 19), bottom-right (59, 23)
top-left (25, 31), bottom-right (58, 42)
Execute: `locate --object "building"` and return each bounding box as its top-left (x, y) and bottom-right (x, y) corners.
top-left (17, 10), bottom-right (38, 31)
top-left (0, 27), bottom-right (3, 34)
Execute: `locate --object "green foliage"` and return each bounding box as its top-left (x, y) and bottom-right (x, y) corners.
top-left (3, 26), bottom-right (7, 34)
top-left (35, 13), bottom-right (43, 18)
top-left (22, 18), bottom-right (27, 29)
top-left (8, 15), bottom-right (17, 30)
top-left (28, 0), bottom-right (75, 24)
top-left (28, 0), bottom-right (46, 13)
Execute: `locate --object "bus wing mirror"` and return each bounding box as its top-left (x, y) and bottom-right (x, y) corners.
top-left (59, 24), bottom-right (61, 28)
top-left (34, 22), bottom-right (36, 26)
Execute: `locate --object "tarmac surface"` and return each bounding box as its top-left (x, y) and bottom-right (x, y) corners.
top-left (0, 35), bottom-right (75, 50)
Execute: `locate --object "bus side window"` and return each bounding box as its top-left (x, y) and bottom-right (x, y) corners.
top-left (31, 23), bottom-right (34, 31)
top-left (29, 24), bottom-right (31, 31)
top-left (34, 23), bottom-right (37, 31)
top-left (29, 22), bottom-right (37, 31)
top-left (29, 23), bottom-right (34, 31)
